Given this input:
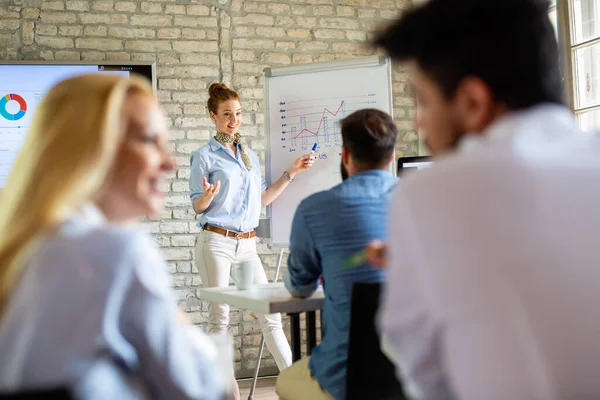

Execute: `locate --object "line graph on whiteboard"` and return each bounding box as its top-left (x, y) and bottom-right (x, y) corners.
top-left (278, 94), bottom-right (377, 153)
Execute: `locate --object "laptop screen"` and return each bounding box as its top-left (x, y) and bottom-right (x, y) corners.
top-left (397, 156), bottom-right (432, 178)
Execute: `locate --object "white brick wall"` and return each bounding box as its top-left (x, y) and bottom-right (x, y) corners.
top-left (1, 0), bottom-right (417, 374)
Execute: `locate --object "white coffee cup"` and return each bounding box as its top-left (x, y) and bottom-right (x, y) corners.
top-left (232, 260), bottom-right (255, 290)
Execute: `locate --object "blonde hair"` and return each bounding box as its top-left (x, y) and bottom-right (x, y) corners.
top-left (0, 73), bottom-right (153, 316)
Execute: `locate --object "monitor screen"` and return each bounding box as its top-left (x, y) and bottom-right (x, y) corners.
top-left (397, 156), bottom-right (432, 178)
top-left (0, 62), bottom-right (155, 187)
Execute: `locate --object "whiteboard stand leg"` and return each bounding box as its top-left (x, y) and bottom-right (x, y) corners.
top-left (248, 248), bottom-right (285, 400)
top-left (273, 248), bottom-right (284, 284)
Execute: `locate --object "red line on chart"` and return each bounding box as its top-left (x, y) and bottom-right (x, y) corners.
top-left (293, 101), bottom-right (345, 139)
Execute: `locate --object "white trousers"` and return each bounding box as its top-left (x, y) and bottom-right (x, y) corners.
top-left (195, 230), bottom-right (292, 371)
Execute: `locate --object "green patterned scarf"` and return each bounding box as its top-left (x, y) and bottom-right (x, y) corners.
top-left (215, 131), bottom-right (252, 171)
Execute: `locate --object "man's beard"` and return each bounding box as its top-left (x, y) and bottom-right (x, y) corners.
top-left (340, 161), bottom-right (349, 181)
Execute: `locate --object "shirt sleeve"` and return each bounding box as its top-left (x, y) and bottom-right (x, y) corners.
top-left (118, 232), bottom-right (225, 400)
top-left (377, 186), bottom-right (453, 400)
top-left (285, 203), bottom-right (321, 298)
top-left (189, 152), bottom-right (209, 202)
top-left (261, 175), bottom-right (267, 191)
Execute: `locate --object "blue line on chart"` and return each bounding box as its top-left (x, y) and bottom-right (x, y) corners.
top-left (282, 95), bottom-right (376, 104)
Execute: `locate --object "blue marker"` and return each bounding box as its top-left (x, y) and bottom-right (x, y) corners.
top-left (309, 143), bottom-right (318, 161)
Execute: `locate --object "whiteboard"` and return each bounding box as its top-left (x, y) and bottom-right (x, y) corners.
top-left (264, 56), bottom-right (393, 248)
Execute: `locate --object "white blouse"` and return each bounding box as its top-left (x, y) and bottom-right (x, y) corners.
top-left (0, 205), bottom-right (224, 399)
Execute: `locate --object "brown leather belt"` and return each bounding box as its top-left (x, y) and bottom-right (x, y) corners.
top-left (203, 224), bottom-right (256, 239)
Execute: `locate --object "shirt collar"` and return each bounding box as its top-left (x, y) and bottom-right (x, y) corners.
top-left (208, 136), bottom-right (241, 152)
top-left (59, 203), bottom-right (106, 237)
top-left (486, 103), bottom-right (575, 141)
top-left (208, 136), bottom-right (222, 151)
top-left (80, 203), bottom-right (106, 225)
top-left (348, 169), bottom-right (394, 181)
top-left (458, 103), bottom-right (577, 152)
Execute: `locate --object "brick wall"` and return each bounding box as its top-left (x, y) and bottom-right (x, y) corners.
top-left (0, 0), bottom-right (417, 376)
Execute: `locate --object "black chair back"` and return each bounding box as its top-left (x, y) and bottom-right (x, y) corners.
top-left (346, 282), bottom-right (406, 400)
top-left (0, 388), bottom-right (72, 399)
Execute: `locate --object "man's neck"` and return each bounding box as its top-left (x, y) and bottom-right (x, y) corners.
top-left (347, 165), bottom-right (388, 178)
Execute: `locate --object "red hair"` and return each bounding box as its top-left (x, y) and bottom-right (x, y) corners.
top-left (207, 83), bottom-right (240, 114)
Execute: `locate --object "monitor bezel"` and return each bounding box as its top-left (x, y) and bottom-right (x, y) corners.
top-left (397, 155), bottom-right (432, 177)
top-left (0, 60), bottom-right (157, 93)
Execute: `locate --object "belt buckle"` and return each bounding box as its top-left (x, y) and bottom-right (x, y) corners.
top-left (235, 232), bottom-right (244, 239)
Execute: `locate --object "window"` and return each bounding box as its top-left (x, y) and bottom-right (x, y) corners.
top-left (555, 0), bottom-right (600, 132)
top-left (549, 0), bottom-right (559, 36)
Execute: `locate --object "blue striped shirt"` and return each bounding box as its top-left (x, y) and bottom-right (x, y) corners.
top-left (285, 170), bottom-right (397, 400)
top-left (189, 137), bottom-right (266, 232)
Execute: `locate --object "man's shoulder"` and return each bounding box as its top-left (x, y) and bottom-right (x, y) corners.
top-left (405, 129), bottom-right (600, 195)
top-left (298, 176), bottom-right (396, 215)
top-left (402, 147), bottom-right (505, 188)
top-left (297, 186), bottom-right (341, 213)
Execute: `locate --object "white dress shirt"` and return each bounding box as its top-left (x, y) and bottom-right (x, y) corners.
top-left (380, 104), bottom-right (600, 400)
top-left (0, 205), bottom-right (224, 399)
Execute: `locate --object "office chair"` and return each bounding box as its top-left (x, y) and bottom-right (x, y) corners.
top-left (346, 282), bottom-right (406, 400)
top-left (0, 388), bottom-right (72, 399)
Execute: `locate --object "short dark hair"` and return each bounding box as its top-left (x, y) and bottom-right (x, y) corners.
top-left (341, 109), bottom-right (397, 168)
top-left (373, 0), bottom-right (563, 110)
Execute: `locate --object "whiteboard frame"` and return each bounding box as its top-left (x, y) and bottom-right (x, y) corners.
top-left (263, 56), bottom-right (394, 248)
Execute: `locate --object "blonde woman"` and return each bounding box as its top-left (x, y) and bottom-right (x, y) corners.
top-left (189, 83), bottom-right (314, 371)
top-left (0, 75), bottom-right (231, 399)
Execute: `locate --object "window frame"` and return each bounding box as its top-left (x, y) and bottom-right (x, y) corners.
top-left (556, 0), bottom-right (600, 128)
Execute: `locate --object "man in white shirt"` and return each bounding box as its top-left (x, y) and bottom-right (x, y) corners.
top-left (370, 1), bottom-right (600, 399)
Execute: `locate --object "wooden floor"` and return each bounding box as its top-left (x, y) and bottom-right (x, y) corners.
top-left (238, 377), bottom-right (278, 400)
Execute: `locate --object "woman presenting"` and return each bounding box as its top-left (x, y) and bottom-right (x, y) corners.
top-left (189, 83), bottom-right (314, 371)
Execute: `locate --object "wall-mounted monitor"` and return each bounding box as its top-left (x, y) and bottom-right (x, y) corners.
top-left (397, 156), bottom-right (432, 178)
top-left (0, 61), bottom-right (156, 187)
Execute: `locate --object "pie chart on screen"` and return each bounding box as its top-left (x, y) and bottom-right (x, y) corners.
top-left (0, 93), bottom-right (27, 121)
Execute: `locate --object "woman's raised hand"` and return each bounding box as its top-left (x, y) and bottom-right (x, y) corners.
top-left (192, 177), bottom-right (221, 214)
top-left (288, 153), bottom-right (315, 176)
top-left (202, 177), bottom-right (221, 198)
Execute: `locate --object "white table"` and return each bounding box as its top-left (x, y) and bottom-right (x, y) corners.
top-left (197, 282), bottom-right (324, 361)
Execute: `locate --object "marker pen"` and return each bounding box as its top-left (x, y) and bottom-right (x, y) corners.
top-left (311, 143), bottom-right (318, 159)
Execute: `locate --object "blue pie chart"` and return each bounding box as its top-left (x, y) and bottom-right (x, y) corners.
top-left (0, 93), bottom-right (27, 121)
